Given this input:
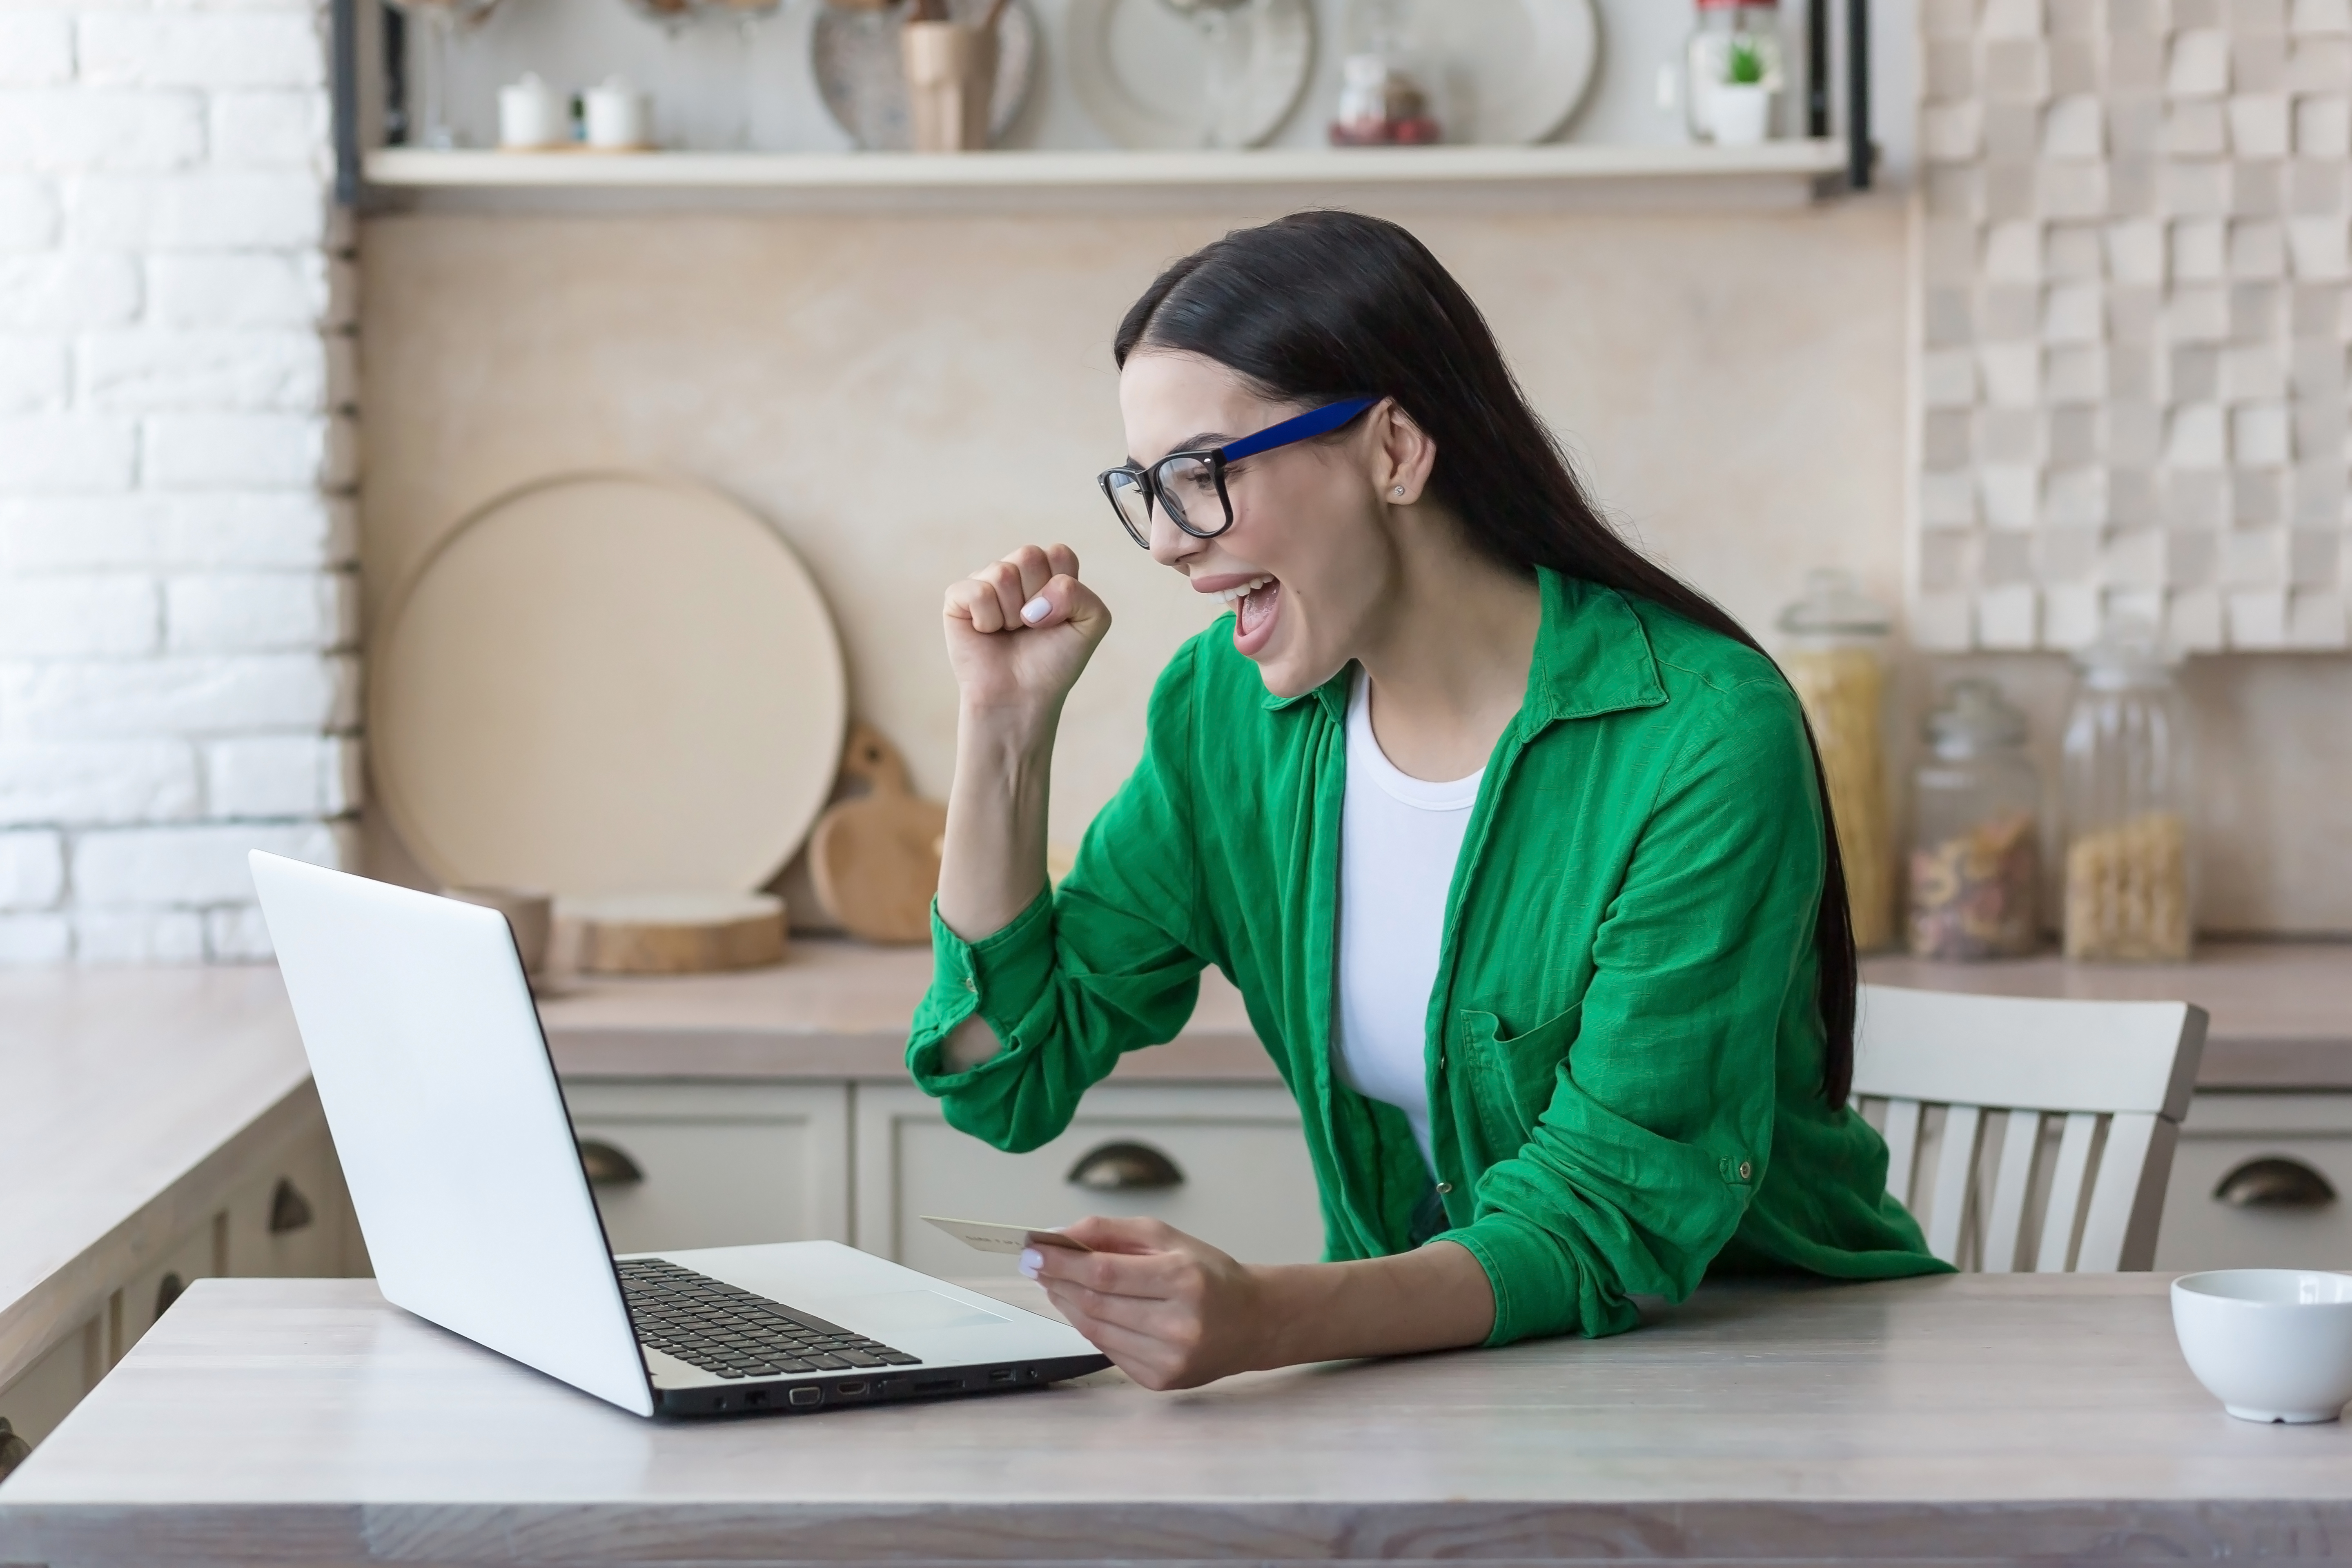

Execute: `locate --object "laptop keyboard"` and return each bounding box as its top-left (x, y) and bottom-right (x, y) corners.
top-left (617, 1257), bottom-right (922, 1379)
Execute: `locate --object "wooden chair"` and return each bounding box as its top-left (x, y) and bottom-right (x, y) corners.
top-left (1851, 984), bottom-right (2207, 1272)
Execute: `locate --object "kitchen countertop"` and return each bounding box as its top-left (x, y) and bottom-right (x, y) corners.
top-left (0, 967), bottom-right (322, 1393)
top-left (2, 1271), bottom-right (2345, 1564)
top-left (539, 938), bottom-right (1272, 1081)
top-left (543, 937), bottom-right (2351, 1089)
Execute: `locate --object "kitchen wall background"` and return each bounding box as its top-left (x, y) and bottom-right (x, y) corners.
top-left (0, 0), bottom-right (2343, 962)
top-left (358, 197), bottom-right (2351, 936)
top-left (0, 0), bottom-right (359, 963)
top-left (356, 200), bottom-right (1912, 884)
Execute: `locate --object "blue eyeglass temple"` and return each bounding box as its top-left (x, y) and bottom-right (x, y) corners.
top-left (1216, 396), bottom-right (1379, 463)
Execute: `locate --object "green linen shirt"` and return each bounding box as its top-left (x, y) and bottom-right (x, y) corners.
top-left (907, 569), bottom-right (1945, 1345)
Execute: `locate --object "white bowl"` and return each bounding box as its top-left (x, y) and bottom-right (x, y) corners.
top-left (2171, 1269), bottom-right (2352, 1423)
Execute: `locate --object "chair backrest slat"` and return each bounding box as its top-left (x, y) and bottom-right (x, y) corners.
top-left (1855, 984), bottom-right (2206, 1276)
top-left (1880, 1098), bottom-right (1922, 1209)
top-left (2034, 1110), bottom-right (2102, 1272)
top-left (1922, 1103), bottom-right (1983, 1266)
top-left (2076, 1111), bottom-right (2173, 1272)
top-left (1978, 1108), bottom-right (2042, 1274)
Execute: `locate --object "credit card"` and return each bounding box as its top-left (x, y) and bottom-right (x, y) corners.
top-left (920, 1215), bottom-right (1092, 1254)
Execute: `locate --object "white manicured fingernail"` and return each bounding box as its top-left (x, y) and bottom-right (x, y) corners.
top-left (1021, 596), bottom-right (1051, 624)
top-left (1018, 1247), bottom-right (1042, 1279)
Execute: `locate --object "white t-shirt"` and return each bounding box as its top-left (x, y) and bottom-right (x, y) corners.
top-left (1332, 666), bottom-right (1483, 1174)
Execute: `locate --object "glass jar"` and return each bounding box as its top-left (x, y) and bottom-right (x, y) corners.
top-left (1685, 0), bottom-right (1785, 144)
top-left (2062, 620), bottom-right (2195, 963)
top-left (1776, 569), bottom-right (1895, 953)
top-left (1329, 0), bottom-right (1441, 146)
top-left (1907, 680), bottom-right (2042, 960)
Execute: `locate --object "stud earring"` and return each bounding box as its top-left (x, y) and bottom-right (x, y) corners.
top-left (1392, 485), bottom-right (1406, 497)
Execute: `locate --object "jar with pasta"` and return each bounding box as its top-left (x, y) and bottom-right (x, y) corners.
top-left (1907, 679), bottom-right (2042, 960)
top-left (1776, 569), bottom-right (1895, 952)
top-left (2062, 620), bottom-right (2195, 963)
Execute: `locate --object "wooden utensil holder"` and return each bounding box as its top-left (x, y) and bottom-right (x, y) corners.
top-left (900, 20), bottom-right (996, 152)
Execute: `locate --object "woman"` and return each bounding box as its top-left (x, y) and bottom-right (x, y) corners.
top-left (911, 211), bottom-right (1941, 1392)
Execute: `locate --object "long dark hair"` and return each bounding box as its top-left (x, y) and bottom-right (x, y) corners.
top-left (1114, 210), bottom-right (1857, 1110)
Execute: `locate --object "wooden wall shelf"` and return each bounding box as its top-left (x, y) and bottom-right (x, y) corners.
top-left (361, 141), bottom-right (1851, 212)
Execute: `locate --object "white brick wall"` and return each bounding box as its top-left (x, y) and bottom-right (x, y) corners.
top-left (0, 0), bottom-right (356, 964)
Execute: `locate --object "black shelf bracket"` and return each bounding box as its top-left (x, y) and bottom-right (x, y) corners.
top-left (331, 0), bottom-right (361, 207)
top-left (1847, 0), bottom-right (1873, 189)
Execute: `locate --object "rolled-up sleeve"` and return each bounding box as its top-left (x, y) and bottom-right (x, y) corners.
top-left (1437, 678), bottom-right (1826, 1345)
top-left (907, 646), bottom-right (1213, 1154)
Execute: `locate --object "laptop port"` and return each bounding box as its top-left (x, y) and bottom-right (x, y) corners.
top-left (746, 1390), bottom-right (770, 1408)
top-left (835, 1381), bottom-right (868, 1398)
top-left (987, 1369), bottom-right (1017, 1385)
top-left (787, 1386), bottom-right (822, 1408)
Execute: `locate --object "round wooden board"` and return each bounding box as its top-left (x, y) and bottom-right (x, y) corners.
top-left (372, 472), bottom-right (846, 899)
top-left (558, 892), bottom-right (788, 975)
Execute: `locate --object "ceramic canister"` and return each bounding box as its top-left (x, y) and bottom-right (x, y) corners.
top-left (498, 73), bottom-right (569, 148)
top-left (585, 77), bottom-right (653, 150)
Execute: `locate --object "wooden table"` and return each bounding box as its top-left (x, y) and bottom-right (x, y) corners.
top-left (2, 1273), bottom-right (2347, 1565)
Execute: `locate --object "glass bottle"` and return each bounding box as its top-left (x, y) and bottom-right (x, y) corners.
top-left (1907, 680), bottom-right (2043, 961)
top-left (2062, 621), bottom-right (2195, 963)
top-left (1684, 0), bottom-right (1785, 144)
top-left (1776, 569), bottom-right (1895, 953)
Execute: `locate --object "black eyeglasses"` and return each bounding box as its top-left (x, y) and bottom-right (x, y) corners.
top-left (1097, 396), bottom-right (1378, 548)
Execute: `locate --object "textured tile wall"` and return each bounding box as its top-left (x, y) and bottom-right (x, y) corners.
top-left (1913, 0), bottom-right (2352, 651)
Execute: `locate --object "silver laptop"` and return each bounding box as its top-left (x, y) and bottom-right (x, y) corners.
top-left (249, 851), bottom-right (1109, 1418)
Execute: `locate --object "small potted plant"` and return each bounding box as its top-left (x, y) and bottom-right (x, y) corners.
top-left (1710, 37), bottom-right (1773, 145)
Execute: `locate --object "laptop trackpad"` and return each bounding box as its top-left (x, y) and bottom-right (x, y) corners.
top-left (821, 1290), bottom-right (1013, 1334)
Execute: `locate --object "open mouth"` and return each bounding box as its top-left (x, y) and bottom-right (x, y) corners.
top-left (1225, 576), bottom-right (1281, 656)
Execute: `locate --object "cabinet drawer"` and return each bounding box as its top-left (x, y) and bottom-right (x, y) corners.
top-left (117, 1222), bottom-right (218, 1362)
top-left (2156, 1133), bottom-right (2352, 1273)
top-left (855, 1085), bottom-right (1325, 1278)
top-left (0, 1318), bottom-right (101, 1454)
top-left (563, 1081), bottom-right (849, 1254)
top-left (2155, 1096), bottom-right (2352, 1273)
top-left (222, 1126), bottom-right (355, 1281)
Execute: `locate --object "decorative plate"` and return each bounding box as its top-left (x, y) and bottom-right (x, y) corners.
top-left (811, 0), bottom-right (1039, 151)
top-left (1415, 0), bottom-right (1598, 145)
top-left (1066, 0), bottom-right (1316, 151)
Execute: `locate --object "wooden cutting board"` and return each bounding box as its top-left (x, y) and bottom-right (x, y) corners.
top-left (557, 892), bottom-right (788, 974)
top-left (808, 725), bottom-right (949, 944)
top-left (370, 471), bottom-right (846, 900)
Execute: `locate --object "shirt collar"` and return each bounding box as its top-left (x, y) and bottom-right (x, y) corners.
top-left (1259, 567), bottom-right (1668, 728)
top-left (1519, 567), bottom-right (1668, 732)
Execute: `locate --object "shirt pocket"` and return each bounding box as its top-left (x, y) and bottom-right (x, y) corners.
top-left (1456, 1002), bottom-right (1584, 1156)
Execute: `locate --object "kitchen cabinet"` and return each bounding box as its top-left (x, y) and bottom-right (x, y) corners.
top-left (0, 964), bottom-right (363, 1481)
top-left (565, 1082), bottom-right (851, 1254)
top-left (854, 1084), bottom-right (1326, 1276)
top-left (0, 1320), bottom-right (98, 1453)
top-left (557, 1081), bottom-right (1323, 1272)
top-left (2155, 1094), bottom-right (2352, 1272)
top-left (558, 1073), bottom-right (2352, 1282)
top-left (221, 1128), bottom-right (356, 1283)
top-left (114, 1223), bottom-right (218, 1366)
